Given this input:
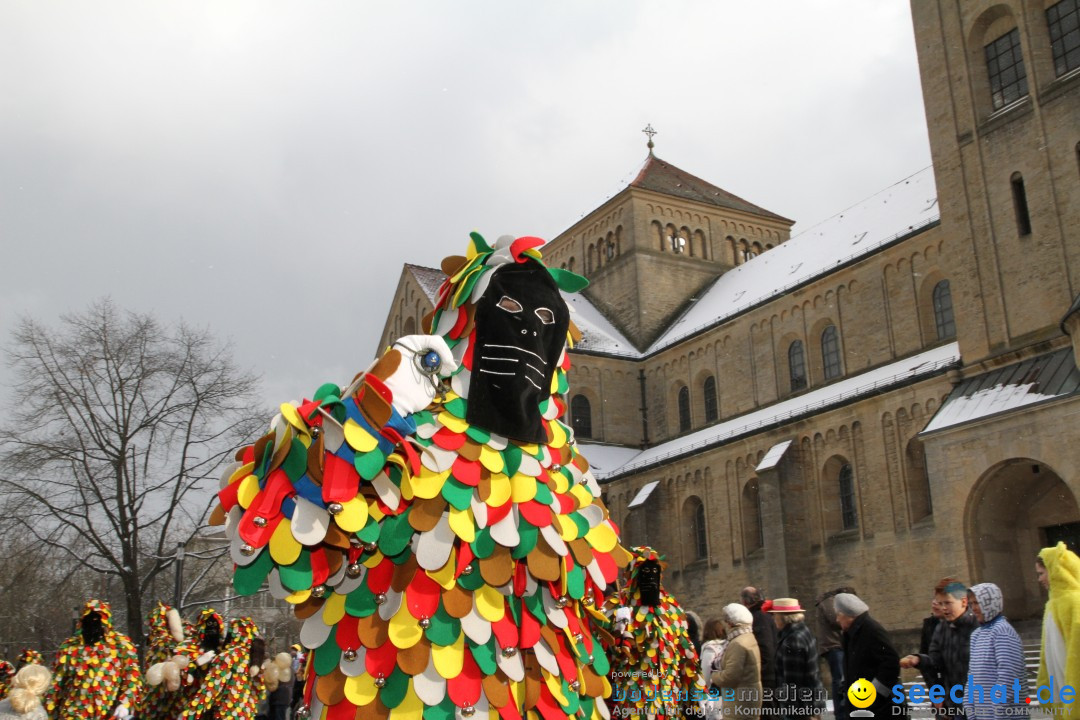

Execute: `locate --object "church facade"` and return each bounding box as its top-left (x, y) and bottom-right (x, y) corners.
top-left (378, 0), bottom-right (1080, 633)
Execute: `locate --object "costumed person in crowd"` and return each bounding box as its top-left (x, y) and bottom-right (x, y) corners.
top-left (45, 599), bottom-right (142, 720)
top-left (710, 604), bottom-right (761, 719)
top-left (815, 586), bottom-right (853, 720)
top-left (834, 593), bottom-right (901, 719)
top-left (177, 614), bottom-right (265, 720)
top-left (606, 547), bottom-right (704, 717)
top-left (900, 578), bottom-right (976, 716)
top-left (0, 662), bottom-right (14, 701)
top-left (174, 608), bottom-right (228, 718)
top-left (0, 664), bottom-right (51, 720)
top-left (141, 602), bottom-right (188, 720)
top-left (1037, 543), bottom-right (1080, 720)
top-left (964, 583), bottom-right (1027, 720)
top-left (769, 598), bottom-right (825, 720)
top-left (12, 652), bottom-right (42, 673)
top-left (213, 233), bottom-right (631, 720)
top-left (740, 587), bottom-right (777, 692)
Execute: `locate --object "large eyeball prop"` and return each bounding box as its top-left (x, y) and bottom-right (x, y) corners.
top-left (382, 334), bottom-right (458, 416)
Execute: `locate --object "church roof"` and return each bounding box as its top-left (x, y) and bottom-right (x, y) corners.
top-left (579, 340), bottom-right (961, 480)
top-left (646, 165), bottom-right (940, 353)
top-left (629, 154), bottom-right (792, 223)
top-left (405, 264), bottom-right (446, 303)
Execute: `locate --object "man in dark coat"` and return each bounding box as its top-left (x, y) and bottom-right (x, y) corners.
top-left (900, 579), bottom-right (976, 716)
top-left (835, 593), bottom-right (904, 718)
top-left (742, 586), bottom-right (778, 689)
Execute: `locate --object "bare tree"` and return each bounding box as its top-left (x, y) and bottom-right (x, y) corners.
top-left (0, 299), bottom-right (262, 648)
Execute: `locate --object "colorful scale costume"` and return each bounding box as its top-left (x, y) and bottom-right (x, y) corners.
top-left (215, 234), bottom-right (631, 720)
top-left (606, 548), bottom-right (703, 718)
top-left (140, 602), bottom-right (188, 720)
top-left (176, 608), bottom-right (227, 718)
top-left (179, 617), bottom-right (263, 720)
top-left (45, 599), bottom-right (143, 720)
top-left (15, 650), bottom-right (43, 670)
top-left (0, 661), bottom-right (13, 701)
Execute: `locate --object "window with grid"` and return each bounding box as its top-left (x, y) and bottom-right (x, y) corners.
top-left (789, 340), bottom-right (807, 391)
top-left (839, 463), bottom-right (858, 530)
top-left (570, 394), bottom-right (592, 439)
top-left (933, 280), bottom-right (956, 340)
top-left (822, 326), bottom-right (842, 380)
top-left (678, 386), bottom-right (691, 432)
top-left (703, 376), bottom-right (718, 423)
top-left (985, 28), bottom-right (1029, 110)
top-left (1048, 0), bottom-right (1080, 77)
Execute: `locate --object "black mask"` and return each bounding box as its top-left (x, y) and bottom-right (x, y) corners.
top-left (638, 561), bottom-right (662, 607)
top-left (466, 261), bottom-right (569, 444)
top-left (201, 618), bottom-right (222, 652)
top-left (81, 611), bottom-right (105, 645)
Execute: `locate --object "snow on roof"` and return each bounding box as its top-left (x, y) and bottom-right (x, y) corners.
top-left (921, 347), bottom-right (1080, 434)
top-left (563, 292), bottom-right (638, 356)
top-left (627, 480), bottom-right (660, 509)
top-left (406, 264), bottom-right (446, 303)
top-left (646, 166), bottom-right (940, 354)
top-left (590, 341), bottom-right (960, 479)
top-left (756, 439), bottom-right (793, 472)
top-left (576, 442), bottom-right (643, 475)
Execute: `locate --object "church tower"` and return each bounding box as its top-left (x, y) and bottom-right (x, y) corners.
top-left (542, 130), bottom-right (794, 351)
top-left (911, 0), bottom-right (1080, 364)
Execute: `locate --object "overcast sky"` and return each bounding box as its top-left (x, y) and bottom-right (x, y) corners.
top-left (0, 1), bottom-right (933, 405)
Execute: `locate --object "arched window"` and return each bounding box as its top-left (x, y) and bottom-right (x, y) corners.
top-left (570, 395), bottom-right (592, 439)
top-left (703, 376), bottom-right (718, 423)
top-left (681, 496), bottom-right (708, 561)
top-left (933, 280), bottom-right (956, 340)
top-left (1049, 1), bottom-right (1080, 77)
top-left (839, 463), bottom-right (858, 530)
top-left (985, 27), bottom-right (1028, 110)
top-left (1011, 172), bottom-right (1032, 236)
top-left (742, 480), bottom-right (764, 553)
top-left (678, 386), bottom-right (691, 432)
top-left (403, 316), bottom-right (417, 336)
top-left (788, 341), bottom-right (807, 391)
top-left (694, 501), bottom-right (708, 559)
top-left (822, 325), bottom-right (843, 380)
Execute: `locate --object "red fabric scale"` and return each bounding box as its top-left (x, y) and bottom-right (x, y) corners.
top-left (326, 699), bottom-right (357, 720)
top-left (518, 606), bottom-right (541, 649)
top-left (334, 614), bottom-right (360, 652)
top-left (491, 611), bottom-right (519, 650)
top-left (322, 453), bottom-right (360, 504)
top-left (366, 558), bottom-right (394, 594)
top-left (447, 652), bottom-right (482, 707)
top-left (238, 510), bottom-right (283, 548)
top-left (486, 499), bottom-right (513, 526)
top-left (364, 640), bottom-right (397, 677)
top-left (310, 548), bottom-right (330, 586)
top-left (432, 427), bottom-right (466, 450)
top-left (451, 456), bottom-right (480, 487)
top-left (406, 572), bottom-right (441, 620)
top-left (518, 500), bottom-right (551, 527)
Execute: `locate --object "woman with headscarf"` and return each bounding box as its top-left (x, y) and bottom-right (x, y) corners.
top-left (1037, 542), bottom-right (1080, 719)
top-left (711, 604), bottom-right (762, 718)
top-left (964, 583), bottom-right (1026, 720)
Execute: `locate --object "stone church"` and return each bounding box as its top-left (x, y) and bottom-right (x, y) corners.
top-left (377, 0), bottom-right (1080, 634)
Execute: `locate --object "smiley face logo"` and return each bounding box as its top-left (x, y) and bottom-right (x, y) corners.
top-left (847, 678), bottom-right (877, 709)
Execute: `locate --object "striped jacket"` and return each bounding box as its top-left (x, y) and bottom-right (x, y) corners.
top-left (964, 583), bottom-right (1028, 720)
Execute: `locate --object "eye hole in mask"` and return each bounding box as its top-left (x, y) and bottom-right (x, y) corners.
top-left (497, 296), bottom-right (522, 313)
top-left (534, 307), bottom-right (555, 324)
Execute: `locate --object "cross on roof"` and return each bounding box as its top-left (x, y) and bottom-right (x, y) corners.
top-left (642, 124), bottom-right (657, 152)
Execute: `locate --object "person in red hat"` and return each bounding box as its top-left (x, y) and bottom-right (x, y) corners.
top-left (769, 598), bottom-right (825, 720)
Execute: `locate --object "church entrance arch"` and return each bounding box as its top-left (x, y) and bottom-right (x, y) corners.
top-left (965, 458), bottom-right (1079, 620)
